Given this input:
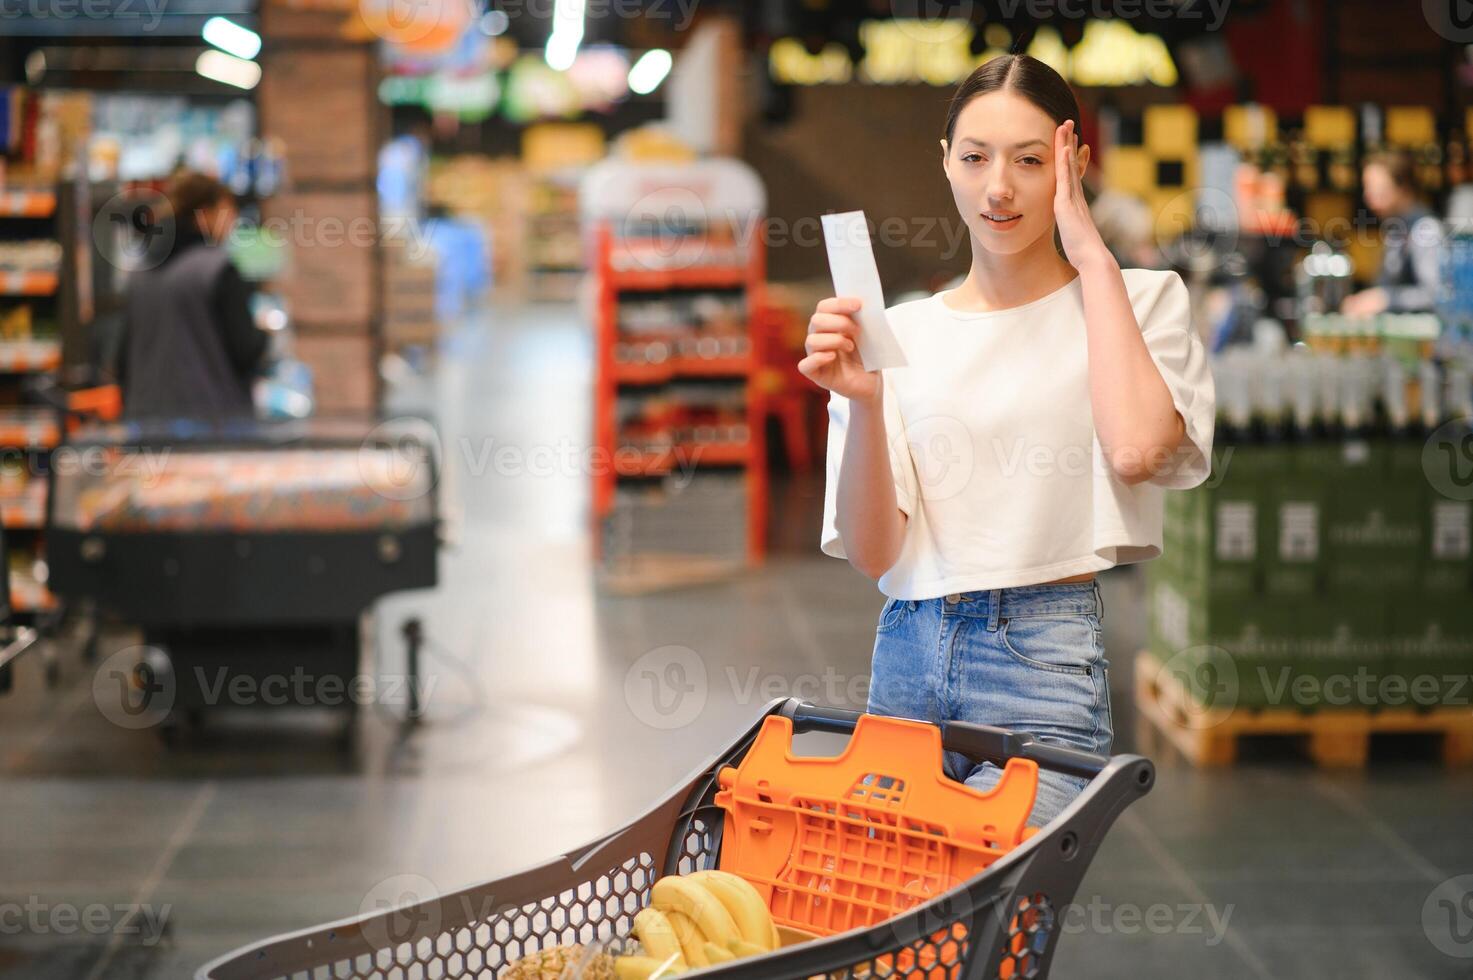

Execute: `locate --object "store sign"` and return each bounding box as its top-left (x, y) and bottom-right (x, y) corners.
top-left (379, 73), bottom-right (501, 121)
top-left (768, 19), bottom-right (1177, 88)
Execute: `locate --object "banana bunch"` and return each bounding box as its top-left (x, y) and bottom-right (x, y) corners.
top-left (615, 870), bottom-right (779, 979)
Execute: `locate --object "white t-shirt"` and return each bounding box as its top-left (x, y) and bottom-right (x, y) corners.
top-left (820, 268), bottom-right (1215, 599)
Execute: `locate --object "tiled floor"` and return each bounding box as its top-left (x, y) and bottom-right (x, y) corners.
top-left (1, 302), bottom-right (1469, 979)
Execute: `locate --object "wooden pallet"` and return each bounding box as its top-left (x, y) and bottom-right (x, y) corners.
top-left (1134, 649), bottom-right (1473, 768)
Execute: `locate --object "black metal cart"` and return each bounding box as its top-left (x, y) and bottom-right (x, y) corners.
top-left (197, 698), bottom-right (1154, 979)
top-left (45, 416), bottom-right (439, 738)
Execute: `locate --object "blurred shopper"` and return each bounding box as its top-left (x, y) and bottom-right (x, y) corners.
top-left (1341, 150), bottom-right (1442, 315)
top-left (121, 171), bottom-right (269, 419)
top-left (802, 55), bottom-right (1214, 827)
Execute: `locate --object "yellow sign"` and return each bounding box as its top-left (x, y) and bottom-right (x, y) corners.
top-left (768, 19), bottom-right (1177, 88)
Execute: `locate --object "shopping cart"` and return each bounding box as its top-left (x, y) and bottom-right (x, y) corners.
top-left (198, 698), bottom-right (1154, 980)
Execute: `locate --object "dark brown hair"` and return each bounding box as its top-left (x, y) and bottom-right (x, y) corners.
top-left (943, 55), bottom-right (1081, 153)
top-left (1363, 148), bottom-right (1418, 192)
top-left (166, 171), bottom-right (234, 227)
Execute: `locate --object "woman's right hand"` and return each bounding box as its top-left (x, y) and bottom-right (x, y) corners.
top-left (798, 297), bottom-right (880, 402)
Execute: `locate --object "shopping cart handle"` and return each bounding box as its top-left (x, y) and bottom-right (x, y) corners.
top-left (778, 699), bottom-right (1110, 780)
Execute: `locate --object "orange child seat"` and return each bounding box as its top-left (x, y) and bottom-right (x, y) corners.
top-left (713, 713), bottom-right (1039, 939)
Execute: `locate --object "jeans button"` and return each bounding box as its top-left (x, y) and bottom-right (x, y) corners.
top-left (944, 593), bottom-right (961, 603)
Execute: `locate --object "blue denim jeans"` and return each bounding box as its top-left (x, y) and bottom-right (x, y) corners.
top-left (865, 580), bottom-right (1113, 828)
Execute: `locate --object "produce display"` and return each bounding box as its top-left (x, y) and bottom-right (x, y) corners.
top-left (618, 870), bottom-right (780, 977)
top-left (58, 449), bottom-right (434, 532)
top-left (498, 870), bottom-right (783, 980)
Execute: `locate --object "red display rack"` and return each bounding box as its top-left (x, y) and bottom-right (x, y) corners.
top-left (590, 221), bottom-right (769, 589)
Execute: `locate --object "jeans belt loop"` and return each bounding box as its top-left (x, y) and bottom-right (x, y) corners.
top-left (987, 589), bottom-right (1002, 632)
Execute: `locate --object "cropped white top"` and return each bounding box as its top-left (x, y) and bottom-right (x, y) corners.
top-left (820, 268), bottom-right (1215, 599)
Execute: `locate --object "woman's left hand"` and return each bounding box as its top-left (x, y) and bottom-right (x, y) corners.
top-left (1053, 119), bottom-right (1111, 270)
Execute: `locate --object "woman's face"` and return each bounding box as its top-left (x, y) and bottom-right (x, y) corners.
top-left (1361, 162), bottom-right (1404, 217)
top-left (941, 89), bottom-right (1084, 257)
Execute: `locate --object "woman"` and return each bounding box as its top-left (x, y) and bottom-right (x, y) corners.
top-left (801, 56), bottom-right (1215, 826)
top-left (1341, 149), bottom-right (1441, 316)
top-left (121, 171), bottom-right (269, 420)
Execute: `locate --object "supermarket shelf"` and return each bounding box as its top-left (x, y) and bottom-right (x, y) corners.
top-left (592, 209), bottom-right (769, 574)
top-left (0, 481), bottom-right (48, 528)
top-left (0, 411), bottom-right (60, 448)
top-left (613, 448), bottom-right (674, 477)
top-left (613, 355), bottom-right (753, 385)
top-left (612, 440), bottom-right (753, 477)
top-left (608, 266), bottom-right (747, 292)
top-left (0, 176), bottom-right (63, 633)
top-left (10, 584), bottom-right (58, 613)
top-left (0, 270), bottom-right (60, 296)
top-left (0, 191), bottom-right (57, 218)
top-left (0, 340), bottom-right (61, 373)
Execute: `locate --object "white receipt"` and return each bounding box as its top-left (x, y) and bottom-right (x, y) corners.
top-left (820, 210), bottom-right (908, 371)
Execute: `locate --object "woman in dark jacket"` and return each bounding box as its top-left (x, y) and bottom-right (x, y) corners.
top-left (1341, 149), bottom-right (1443, 316)
top-left (121, 172), bottom-right (269, 419)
